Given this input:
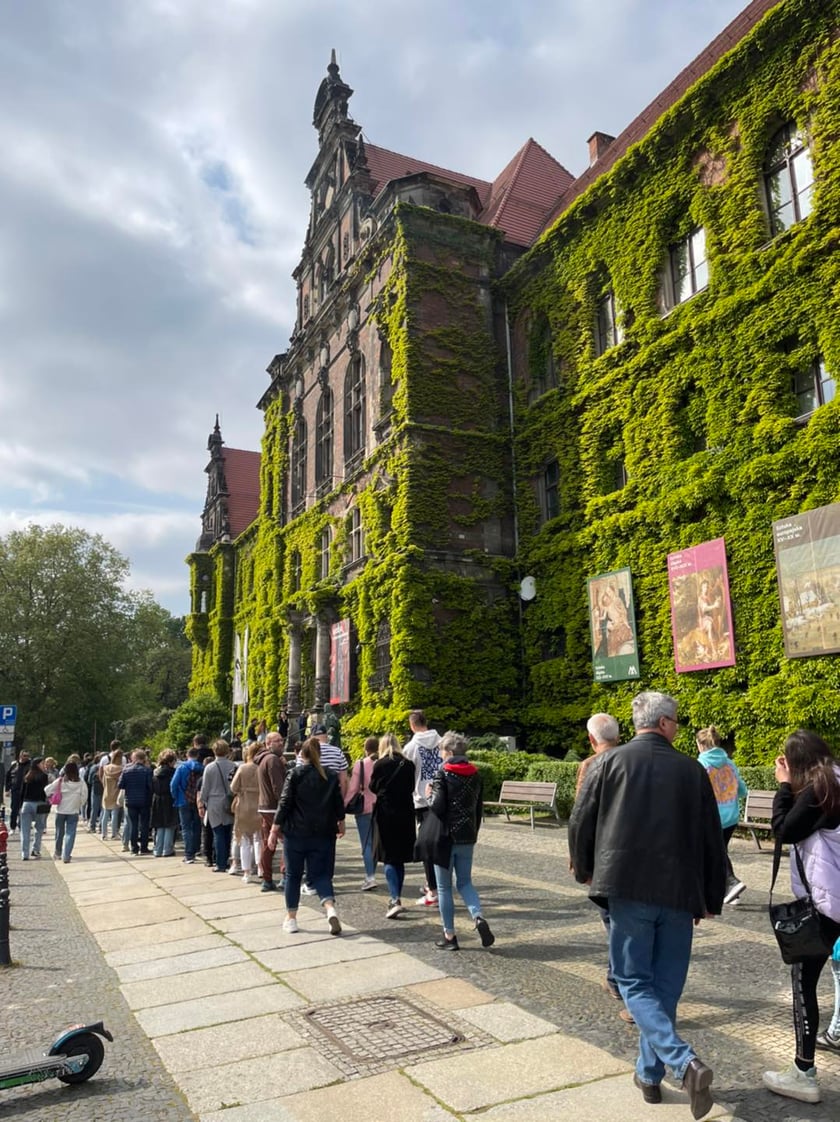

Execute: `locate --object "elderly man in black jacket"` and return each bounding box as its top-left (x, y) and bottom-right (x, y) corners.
top-left (569, 691), bottom-right (726, 1120)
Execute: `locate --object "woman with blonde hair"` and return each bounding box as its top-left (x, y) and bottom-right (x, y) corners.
top-left (370, 732), bottom-right (416, 919)
top-left (269, 738), bottom-right (345, 935)
top-left (231, 741), bottom-right (263, 884)
top-left (100, 748), bottom-right (124, 840)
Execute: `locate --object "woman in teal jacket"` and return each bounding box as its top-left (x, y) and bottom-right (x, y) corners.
top-left (697, 726), bottom-right (748, 905)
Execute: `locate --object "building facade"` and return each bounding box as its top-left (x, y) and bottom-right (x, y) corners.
top-left (188, 0), bottom-right (840, 759)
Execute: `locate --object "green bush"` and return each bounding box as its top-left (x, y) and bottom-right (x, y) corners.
top-left (524, 759), bottom-right (580, 818)
top-left (164, 693), bottom-right (229, 753)
top-left (738, 765), bottom-right (776, 792)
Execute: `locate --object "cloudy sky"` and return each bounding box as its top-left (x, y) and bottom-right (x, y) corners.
top-left (1, 0), bottom-right (749, 615)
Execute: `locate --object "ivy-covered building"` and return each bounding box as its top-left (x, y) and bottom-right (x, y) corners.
top-left (188, 0), bottom-right (840, 760)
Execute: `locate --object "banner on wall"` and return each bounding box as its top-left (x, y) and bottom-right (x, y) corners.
top-left (587, 568), bottom-right (640, 682)
top-left (773, 502), bottom-right (840, 659)
top-left (667, 537), bottom-right (736, 673)
top-left (330, 619), bottom-right (351, 704)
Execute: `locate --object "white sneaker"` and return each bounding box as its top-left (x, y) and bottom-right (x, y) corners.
top-left (301, 883), bottom-right (318, 896)
top-left (723, 879), bottom-right (746, 904)
top-left (242, 873), bottom-right (251, 885)
top-left (325, 905), bottom-right (341, 936)
top-left (386, 899), bottom-right (405, 919)
top-left (361, 877), bottom-right (377, 891)
top-left (762, 1063), bottom-right (820, 1103)
top-left (228, 865), bottom-right (243, 876)
top-left (282, 916), bottom-right (299, 933)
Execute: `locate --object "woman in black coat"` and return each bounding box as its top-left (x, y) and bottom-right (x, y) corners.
top-left (370, 733), bottom-right (416, 920)
top-left (151, 750), bottom-right (179, 857)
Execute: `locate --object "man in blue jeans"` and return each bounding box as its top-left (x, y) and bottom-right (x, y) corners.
top-left (118, 748), bottom-right (153, 855)
top-left (569, 691), bottom-right (726, 1120)
top-left (170, 746), bottom-right (203, 863)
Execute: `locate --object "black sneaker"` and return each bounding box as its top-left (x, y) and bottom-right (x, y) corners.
top-left (435, 935), bottom-right (459, 951)
top-left (474, 916), bottom-right (495, 947)
top-left (261, 880), bottom-right (278, 893)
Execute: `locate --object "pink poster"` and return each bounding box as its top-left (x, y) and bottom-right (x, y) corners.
top-left (667, 537), bottom-right (736, 673)
top-left (330, 619), bottom-right (351, 704)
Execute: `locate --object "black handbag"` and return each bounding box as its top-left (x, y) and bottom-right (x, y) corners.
top-left (769, 835), bottom-right (834, 964)
top-left (345, 758), bottom-right (366, 816)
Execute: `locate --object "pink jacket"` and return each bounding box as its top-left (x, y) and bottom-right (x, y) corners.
top-left (345, 756), bottom-right (377, 815)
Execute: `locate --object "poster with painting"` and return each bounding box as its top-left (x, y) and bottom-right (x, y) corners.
top-left (667, 537), bottom-right (736, 672)
top-left (587, 568), bottom-right (640, 682)
top-left (773, 502), bottom-right (840, 658)
top-left (330, 619), bottom-right (351, 704)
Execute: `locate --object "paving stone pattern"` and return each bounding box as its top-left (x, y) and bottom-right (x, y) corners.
top-left (0, 841), bottom-right (196, 1122)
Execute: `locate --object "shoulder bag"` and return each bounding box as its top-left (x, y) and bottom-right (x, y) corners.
top-left (769, 834), bottom-right (834, 964)
top-left (218, 762), bottom-right (235, 815)
top-left (346, 758), bottom-right (367, 816)
top-left (48, 778), bottom-right (63, 806)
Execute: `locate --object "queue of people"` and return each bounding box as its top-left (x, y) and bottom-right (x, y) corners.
top-left (8, 697), bottom-right (840, 1114)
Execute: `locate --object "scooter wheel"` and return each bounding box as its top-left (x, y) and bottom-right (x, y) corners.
top-left (56, 1033), bottom-right (105, 1084)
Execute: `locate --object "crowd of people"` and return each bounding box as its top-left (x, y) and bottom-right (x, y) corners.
top-left (6, 693), bottom-right (840, 1115)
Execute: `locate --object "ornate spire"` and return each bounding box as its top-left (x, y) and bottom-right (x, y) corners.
top-left (208, 415), bottom-right (224, 459)
top-left (313, 49), bottom-right (354, 135)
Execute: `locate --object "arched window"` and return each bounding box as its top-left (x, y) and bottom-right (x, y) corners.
top-left (318, 527), bottom-right (332, 580)
top-left (764, 123), bottom-right (813, 235)
top-left (291, 416), bottom-right (307, 515)
top-left (344, 356), bottom-right (366, 463)
top-left (315, 388), bottom-right (333, 490)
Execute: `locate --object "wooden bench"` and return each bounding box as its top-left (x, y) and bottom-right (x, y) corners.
top-left (739, 789), bottom-right (775, 850)
top-left (484, 780), bottom-right (560, 830)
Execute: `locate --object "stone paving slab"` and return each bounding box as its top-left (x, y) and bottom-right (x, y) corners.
top-left (94, 914), bottom-right (212, 951)
top-left (121, 959), bottom-right (270, 1009)
top-left (241, 1069), bottom-right (459, 1122)
top-left (105, 932), bottom-right (227, 967)
top-left (277, 950), bottom-right (445, 1001)
top-left (405, 977), bottom-right (497, 1009)
top-left (473, 1071), bottom-right (734, 1121)
top-left (178, 1046), bottom-right (343, 1114)
top-left (192, 894), bottom-right (285, 919)
top-left (152, 1012), bottom-right (308, 1073)
top-left (79, 895), bottom-right (190, 931)
top-left (252, 931), bottom-right (391, 972)
top-left (115, 943), bottom-right (248, 983)
top-left (226, 922), bottom-right (335, 952)
top-left (72, 881), bottom-right (163, 905)
top-left (405, 1032), bottom-right (630, 1112)
top-left (454, 1000), bottom-right (558, 1042)
top-left (211, 907), bottom-right (286, 934)
top-left (138, 982), bottom-right (304, 1036)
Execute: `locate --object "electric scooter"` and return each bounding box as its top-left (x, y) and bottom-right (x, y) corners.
top-left (0, 1022), bottom-right (113, 1091)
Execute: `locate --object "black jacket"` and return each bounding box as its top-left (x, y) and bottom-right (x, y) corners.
top-left (370, 754), bottom-right (416, 864)
top-left (568, 731), bottom-right (726, 918)
top-left (429, 757), bottom-right (483, 845)
top-left (151, 764), bottom-right (178, 829)
top-left (275, 763), bottom-right (345, 838)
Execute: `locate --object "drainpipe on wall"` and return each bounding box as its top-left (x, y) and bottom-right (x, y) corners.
top-left (504, 301), bottom-right (526, 729)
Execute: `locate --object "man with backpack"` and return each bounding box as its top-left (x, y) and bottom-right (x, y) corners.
top-left (171, 746), bottom-right (203, 863)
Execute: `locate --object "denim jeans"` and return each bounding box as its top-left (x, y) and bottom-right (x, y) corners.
top-left (154, 826), bottom-right (176, 857)
top-left (178, 804), bottom-right (201, 860)
top-left (20, 801), bottom-right (47, 858)
top-left (384, 863), bottom-right (405, 900)
top-left (89, 791), bottom-right (102, 832)
top-left (354, 813), bottom-right (376, 878)
top-left (54, 813), bottom-right (79, 861)
top-left (608, 896), bottom-right (695, 1085)
top-left (594, 902), bottom-right (617, 990)
top-left (126, 805), bottom-right (150, 853)
top-left (434, 843), bottom-right (482, 935)
top-left (212, 822), bottom-right (233, 871)
top-left (101, 806), bottom-right (119, 839)
top-left (283, 834), bottom-right (336, 909)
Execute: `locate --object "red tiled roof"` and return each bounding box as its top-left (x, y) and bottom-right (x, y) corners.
top-left (540, 0), bottom-right (783, 234)
top-left (223, 448), bottom-right (261, 537)
top-left (365, 143), bottom-right (492, 205)
top-left (364, 138), bottom-right (573, 247)
top-left (483, 138), bottom-right (575, 246)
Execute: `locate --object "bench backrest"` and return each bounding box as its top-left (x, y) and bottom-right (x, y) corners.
top-left (498, 780), bottom-right (557, 803)
top-left (743, 789), bottom-right (775, 820)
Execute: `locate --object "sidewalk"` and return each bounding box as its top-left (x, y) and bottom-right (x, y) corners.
top-left (6, 821), bottom-right (838, 1117)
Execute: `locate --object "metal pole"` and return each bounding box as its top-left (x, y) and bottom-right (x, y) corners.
top-left (0, 805), bottom-right (10, 967)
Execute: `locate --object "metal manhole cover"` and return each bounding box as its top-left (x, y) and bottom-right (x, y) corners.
top-left (304, 995), bottom-right (464, 1063)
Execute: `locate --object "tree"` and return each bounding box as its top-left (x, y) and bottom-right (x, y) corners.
top-left (0, 524), bottom-right (190, 752)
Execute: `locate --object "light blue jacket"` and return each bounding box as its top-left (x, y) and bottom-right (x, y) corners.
top-left (698, 747), bottom-right (747, 829)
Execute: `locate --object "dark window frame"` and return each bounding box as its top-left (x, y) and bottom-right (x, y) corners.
top-left (764, 122), bottom-right (814, 236)
top-left (318, 527), bottom-right (331, 580)
top-left (595, 289), bottom-right (623, 356)
top-left (344, 356), bottom-right (366, 465)
top-left (315, 388), bottom-right (333, 491)
top-left (792, 356), bottom-right (835, 420)
top-left (663, 227), bottom-right (708, 310)
top-left (347, 507), bottom-right (364, 563)
top-left (540, 460), bottom-right (560, 523)
top-left (290, 415), bottom-right (307, 516)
